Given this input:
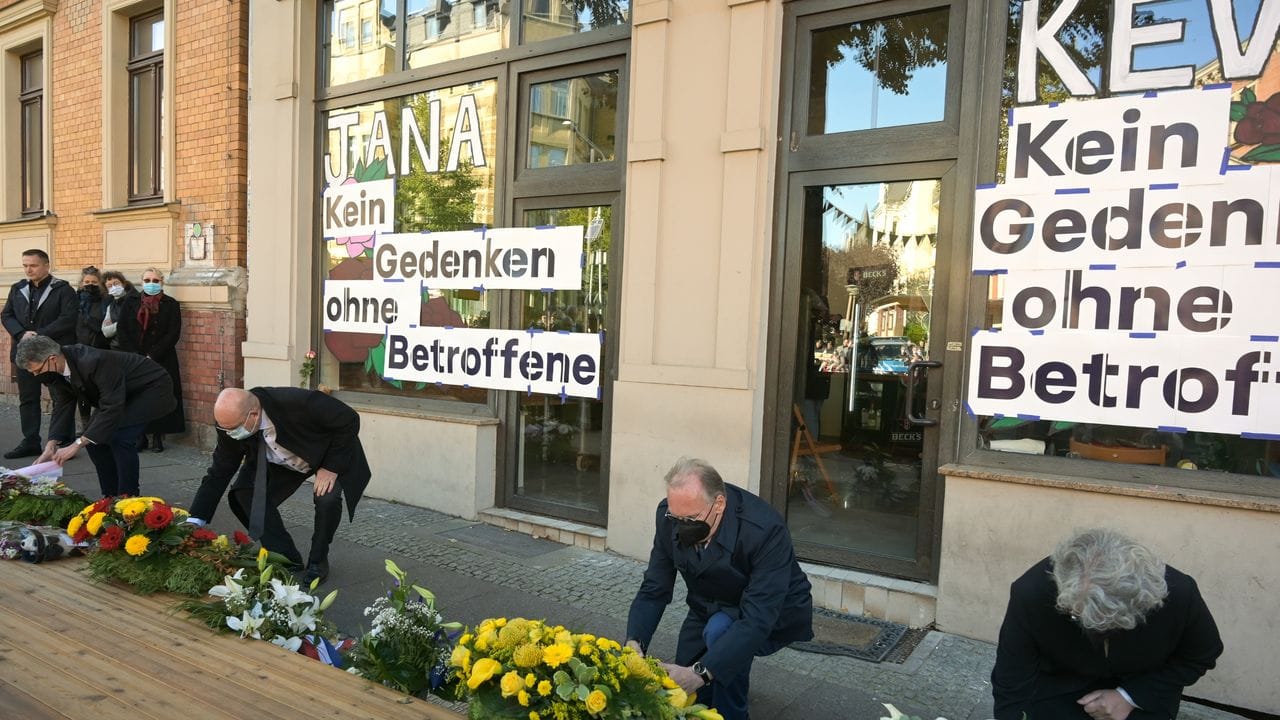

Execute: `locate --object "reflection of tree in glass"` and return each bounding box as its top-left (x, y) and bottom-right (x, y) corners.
top-left (563, 0), bottom-right (628, 29)
top-left (393, 97), bottom-right (484, 232)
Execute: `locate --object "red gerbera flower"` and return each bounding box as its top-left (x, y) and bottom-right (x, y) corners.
top-left (92, 497), bottom-right (113, 514)
top-left (191, 528), bottom-right (217, 542)
top-left (73, 527), bottom-right (90, 544)
top-left (144, 504), bottom-right (175, 530)
top-left (99, 525), bottom-right (125, 551)
top-left (233, 530), bottom-right (251, 546)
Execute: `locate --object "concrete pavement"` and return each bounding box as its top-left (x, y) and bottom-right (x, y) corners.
top-left (0, 405), bottom-right (1246, 720)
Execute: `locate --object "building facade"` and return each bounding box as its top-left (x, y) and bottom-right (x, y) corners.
top-left (0, 0), bottom-right (248, 443)
top-left (249, 1), bottom-right (1279, 713)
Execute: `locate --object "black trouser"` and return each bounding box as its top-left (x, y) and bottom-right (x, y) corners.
top-left (16, 366), bottom-right (43, 446)
top-left (226, 463), bottom-right (342, 568)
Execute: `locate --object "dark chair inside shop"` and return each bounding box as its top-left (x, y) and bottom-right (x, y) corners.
top-left (789, 405), bottom-right (841, 501)
top-left (1069, 437), bottom-right (1167, 466)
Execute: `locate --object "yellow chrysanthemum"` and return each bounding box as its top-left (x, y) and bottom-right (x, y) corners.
top-left (529, 712), bottom-right (540, 720)
top-left (66, 515), bottom-right (84, 536)
top-left (578, 643), bottom-right (596, 656)
top-left (450, 645), bottom-right (472, 674)
top-left (466, 658), bottom-right (502, 689)
top-left (513, 643), bottom-right (543, 668)
top-left (554, 629), bottom-right (573, 645)
top-left (661, 675), bottom-right (678, 690)
top-left (498, 619), bottom-right (530, 650)
top-left (622, 653), bottom-right (653, 680)
top-left (542, 643), bottom-right (573, 668)
top-left (695, 710), bottom-right (725, 720)
top-left (537, 680), bottom-right (552, 697)
top-left (518, 690), bottom-right (530, 707)
top-left (124, 534), bottom-right (150, 556)
top-left (585, 689), bottom-right (608, 715)
top-left (595, 637), bottom-right (620, 652)
top-left (667, 687), bottom-right (689, 708)
top-left (494, 617), bottom-right (508, 627)
top-left (528, 625), bottom-right (544, 642)
top-left (86, 512), bottom-right (107, 536)
top-left (117, 498), bottom-right (149, 520)
top-left (500, 671), bottom-right (523, 698)
top-left (211, 535), bottom-right (229, 550)
top-left (524, 673), bottom-right (536, 687)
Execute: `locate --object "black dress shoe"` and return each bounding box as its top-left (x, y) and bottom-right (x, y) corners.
top-left (151, 434), bottom-right (164, 453)
top-left (136, 434), bottom-right (149, 451)
top-left (299, 561), bottom-right (329, 588)
top-left (3, 443), bottom-right (40, 460)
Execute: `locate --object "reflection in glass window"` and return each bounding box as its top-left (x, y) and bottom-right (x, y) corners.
top-left (515, 205), bottom-right (612, 514)
top-left (526, 72), bottom-right (618, 168)
top-left (522, 0), bottom-right (630, 44)
top-left (407, 0), bottom-right (509, 70)
top-left (807, 8), bottom-right (948, 135)
top-left (325, 0), bottom-right (396, 87)
top-left (319, 81), bottom-right (499, 404)
top-left (981, 0), bottom-right (1276, 478)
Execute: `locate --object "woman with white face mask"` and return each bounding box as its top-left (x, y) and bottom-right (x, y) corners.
top-left (117, 267), bottom-right (186, 452)
top-left (100, 270), bottom-right (137, 350)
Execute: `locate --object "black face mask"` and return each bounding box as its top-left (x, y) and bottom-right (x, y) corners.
top-left (79, 285), bottom-right (101, 298)
top-left (672, 503), bottom-right (718, 549)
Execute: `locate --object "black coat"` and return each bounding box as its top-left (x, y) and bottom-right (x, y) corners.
top-left (626, 484), bottom-right (814, 685)
top-left (991, 557), bottom-right (1223, 720)
top-left (117, 293), bottom-right (185, 433)
top-left (76, 289), bottom-right (110, 348)
top-left (39, 345), bottom-right (175, 445)
top-left (188, 387), bottom-right (371, 523)
top-left (1, 276), bottom-right (78, 365)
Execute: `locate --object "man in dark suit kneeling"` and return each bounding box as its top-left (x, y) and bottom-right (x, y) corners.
top-left (17, 335), bottom-right (174, 497)
top-left (186, 387), bottom-right (370, 586)
top-left (626, 457), bottom-right (814, 720)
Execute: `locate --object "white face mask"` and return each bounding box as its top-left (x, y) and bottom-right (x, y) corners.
top-left (107, 285), bottom-right (125, 298)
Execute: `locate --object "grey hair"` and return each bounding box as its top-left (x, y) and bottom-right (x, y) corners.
top-left (664, 457), bottom-right (726, 502)
top-left (1051, 528), bottom-right (1168, 633)
top-left (15, 335), bottom-right (63, 369)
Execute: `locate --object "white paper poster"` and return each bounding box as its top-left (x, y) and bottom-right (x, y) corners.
top-left (374, 226), bottom-right (585, 290)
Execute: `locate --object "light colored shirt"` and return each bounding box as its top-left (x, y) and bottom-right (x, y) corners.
top-left (259, 410), bottom-right (312, 475)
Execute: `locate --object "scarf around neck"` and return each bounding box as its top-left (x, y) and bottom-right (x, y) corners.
top-left (137, 293), bottom-right (163, 332)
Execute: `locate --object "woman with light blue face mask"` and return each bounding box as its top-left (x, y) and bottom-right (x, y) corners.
top-left (117, 267), bottom-right (186, 452)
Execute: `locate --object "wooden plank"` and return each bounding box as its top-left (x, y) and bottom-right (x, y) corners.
top-left (0, 675), bottom-right (72, 720)
top-left (0, 634), bottom-right (166, 720)
top-left (0, 561), bottom-right (464, 720)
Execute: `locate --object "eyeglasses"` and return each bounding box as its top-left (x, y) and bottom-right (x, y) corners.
top-left (216, 408), bottom-right (256, 433)
top-left (665, 497), bottom-right (722, 523)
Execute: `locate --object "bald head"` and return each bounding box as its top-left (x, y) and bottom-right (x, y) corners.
top-left (213, 388), bottom-right (259, 431)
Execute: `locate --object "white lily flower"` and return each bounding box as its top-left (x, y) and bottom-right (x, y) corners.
top-left (270, 635), bottom-right (303, 652)
top-left (208, 569), bottom-right (247, 598)
top-left (270, 578), bottom-right (315, 607)
top-left (227, 611), bottom-right (265, 639)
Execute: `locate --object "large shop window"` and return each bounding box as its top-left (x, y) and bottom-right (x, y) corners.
top-left (19, 49), bottom-right (42, 215)
top-left (521, 0), bottom-right (630, 44)
top-left (526, 71), bottom-right (617, 168)
top-left (128, 10), bottom-right (164, 203)
top-left (319, 80), bottom-right (498, 405)
top-left (974, 0), bottom-right (1279, 480)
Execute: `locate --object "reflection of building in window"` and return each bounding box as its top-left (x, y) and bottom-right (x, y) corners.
top-left (406, 0), bottom-right (504, 69)
top-left (328, 0), bottom-right (395, 86)
top-left (526, 73), bottom-right (617, 168)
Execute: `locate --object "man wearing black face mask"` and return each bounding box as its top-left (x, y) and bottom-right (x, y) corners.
top-left (626, 458), bottom-right (813, 720)
top-left (14, 335), bottom-right (174, 498)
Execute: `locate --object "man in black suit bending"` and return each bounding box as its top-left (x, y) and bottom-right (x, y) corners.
top-left (16, 335), bottom-right (174, 497)
top-left (186, 387), bottom-right (370, 586)
top-left (2, 249), bottom-right (78, 458)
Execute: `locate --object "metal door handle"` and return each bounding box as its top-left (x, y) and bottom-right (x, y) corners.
top-left (906, 360), bottom-right (942, 426)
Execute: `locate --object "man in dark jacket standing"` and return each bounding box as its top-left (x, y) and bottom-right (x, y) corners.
top-left (626, 458), bottom-right (814, 720)
top-left (1, 249), bottom-right (78, 458)
top-left (16, 336), bottom-right (174, 497)
top-left (186, 387), bottom-right (371, 586)
top-left (991, 528), bottom-right (1223, 720)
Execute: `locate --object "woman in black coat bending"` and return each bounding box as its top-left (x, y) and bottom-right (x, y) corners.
top-left (117, 267), bottom-right (185, 451)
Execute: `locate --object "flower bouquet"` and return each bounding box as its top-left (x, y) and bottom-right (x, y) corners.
top-left (348, 559), bottom-right (461, 696)
top-left (450, 617), bottom-right (723, 720)
top-left (182, 548), bottom-right (341, 657)
top-left (70, 496), bottom-right (256, 595)
top-left (0, 467), bottom-right (90, 527)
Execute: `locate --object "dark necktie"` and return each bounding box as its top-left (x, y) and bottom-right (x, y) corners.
top-left (248, 442), bottom-right (268, 541)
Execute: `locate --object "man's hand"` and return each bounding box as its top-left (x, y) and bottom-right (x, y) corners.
top-left (625, 640), bottom-right (645, 657)
top-left (658, 663), bottom-right (705, 695)
top-left (52, 441), bottom-right (81, 467)
top-left (1077, 689), bottom-right (1135, 720)
top-left (314, 468), bottom-right (338, 496)
top-left (35, 440), bottom-right (59, 464)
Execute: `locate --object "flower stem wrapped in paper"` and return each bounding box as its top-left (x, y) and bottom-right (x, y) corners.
top-left (451, 616), bottom-right (723, 720)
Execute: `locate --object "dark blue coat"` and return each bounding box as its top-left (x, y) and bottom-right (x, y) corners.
top-left (626, 483), bottom-right (813, 685)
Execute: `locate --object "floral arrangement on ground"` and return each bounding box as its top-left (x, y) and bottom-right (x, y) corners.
top-left (69, 495), bottom-right (257, 595)
top-left (451, 616), bottom-right (723, 720)
top-left (347, 559), bottom-right (461, 696)
top-left (0, 468), bottom-right (90, 527)
top-left (181, 548), bottom-right (341, 657)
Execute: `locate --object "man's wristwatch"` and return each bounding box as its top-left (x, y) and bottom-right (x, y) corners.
top-left (691, 661), bottom-right (712, 684)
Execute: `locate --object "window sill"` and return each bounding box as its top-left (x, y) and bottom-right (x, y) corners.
top-left (92, 201), bottom-right (181, 221)
top-left (940, 456), bottom-right (1280, 515)
top-left (334, 390), bottom-right (499, 426)
top-left (0, 213), bottom-right (57, 229)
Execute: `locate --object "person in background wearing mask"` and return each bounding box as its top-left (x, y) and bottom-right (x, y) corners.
top-left (626, 458), bottom-right (814, 720)
top-left (118, 268), bottom-right (184, 452)
top-left (100, 271), bottom-right (137, 350)
top-left (185, 387), bottom-right (371, 587)
top-left (75, 267), bottom-right (111, 436)
top-left (1, 249), bottom-right (78, 459)
top-left (15, 335), bottom-right (173, 497)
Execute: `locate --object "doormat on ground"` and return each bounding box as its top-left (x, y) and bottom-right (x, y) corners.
top-left (790, 607), bottom-right (908, 663)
